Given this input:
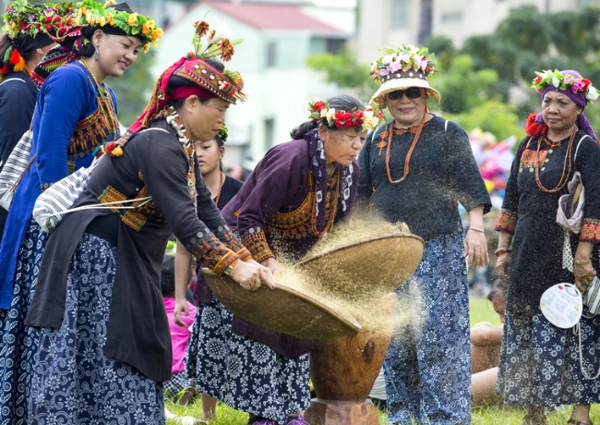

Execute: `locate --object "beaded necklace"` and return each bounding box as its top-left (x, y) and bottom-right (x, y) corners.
top-left (213, 171), bottom-right (225, 206)
top-left (385, 113), bottom-right (427, 184)
top-left (309, 167), bottom-right (340, 237)
top-left (528, 128), bottom-right (577, 193)
top-left (79, 58), bottom-right (119, 140)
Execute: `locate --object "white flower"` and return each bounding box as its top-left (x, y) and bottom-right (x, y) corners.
top-left (326, 107), bottom-right (336, 122)
top-left (586, 86), bottom-right (598, 102)
top-left (552, 75), bottom-right (561, 88)
top-left (211, 18), bottom-right (234, 43)
top-left (320, 108), bottom-right (328, 118)
top-left (364, 109), bottom-right (374, 119)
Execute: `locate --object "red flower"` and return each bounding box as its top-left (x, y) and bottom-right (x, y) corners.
top-left (525, 113), bottom-right (547, 137)
top-left (334, 111), bottom-right (353, 128)
top-left (582, 78), bottom-right (592, 90)
top-left (313, 101), bottom-right (326, 112)
top-left (533, 76), bottom-right (542, 84)
top-left (352, 110), bottom-right (364, 121)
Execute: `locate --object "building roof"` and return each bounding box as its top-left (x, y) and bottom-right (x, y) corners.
top-left (199, 0), bottom-right (344, 33)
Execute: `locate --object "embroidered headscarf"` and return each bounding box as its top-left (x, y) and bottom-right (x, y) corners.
top-left (530, 69), bottom-right (598, 140)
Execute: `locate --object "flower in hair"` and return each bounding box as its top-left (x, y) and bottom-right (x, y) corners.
top-left (308, 100), bottom-right (384, 131)
top-left (75, 0), bottom-right (164, 52)
top-left (532, 69), bottom-right (598, 105)
top-left (3, 0), bottom-right (78, 41)
top-left (217, 123), bottom-right (228, 142)
top-left (190, 18), bottom-right (242, 62)
top-left (370, 44), bottom-right (437, 82)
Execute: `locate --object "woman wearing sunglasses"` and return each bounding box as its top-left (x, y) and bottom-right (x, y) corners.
top-left (358, 44), bottom-right (491, 424)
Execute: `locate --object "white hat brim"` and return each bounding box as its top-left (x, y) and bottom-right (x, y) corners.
top-left (370, 77), bottom-right (441, 109)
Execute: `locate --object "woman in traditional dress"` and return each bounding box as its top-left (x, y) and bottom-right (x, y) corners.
top-left (0, 1), bottom-right (162, 423)
top-left (25, 20), bottom-right (273, 423)
top-left (172, 125), bottom-right (244, 419)
top-left (359, 44), bottom-right (491, 424)
top-left (175, 94), bottom-right (383, 425)
top-left (495, 69), bottom-right (600, 425)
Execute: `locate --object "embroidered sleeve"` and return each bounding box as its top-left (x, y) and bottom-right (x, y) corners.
top-left (580, 218), bottom-right (600, 242)
top-left (240, 227), bottom-right (274, 263)
top-left (212, 224), bottom-right (252, 260)
top-left (495, 208), bottom-right (518, 234)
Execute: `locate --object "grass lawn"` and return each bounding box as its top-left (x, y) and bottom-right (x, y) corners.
top-left (166, 297), bottom-right (600, 424)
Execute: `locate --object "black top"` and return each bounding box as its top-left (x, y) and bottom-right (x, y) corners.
top-left (358, 115), bottom-right (491, 241)
top-left (26, 120), bottom-right (248, 382)
top-left (216, 174), bottom-right (243, 209)
top-left (0, 72), bottom-right (37, 171)
top-left (497, 131), bottom-right (600, 314)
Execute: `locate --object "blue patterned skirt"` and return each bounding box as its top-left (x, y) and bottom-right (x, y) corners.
top-left (384, 231), bottom-right (471, 425)
top-left (188, 293), bottom-right (310, 424)
top-left (29, 233), bottom-right (164, 424)
top-left (0, 219), bottom-right (46, 425)
top-left (497, 310), bottom-right (600, 407)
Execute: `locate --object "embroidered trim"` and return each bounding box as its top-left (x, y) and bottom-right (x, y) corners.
top-left (581, 219), bottom-right (600, 242)
top-left (242, 229), bottom-right (274, 263)
top-left (98, 185), bottom-right (149, 231)
top-left (520, 148), bottom-right (548, 170)
top-left (495, 209), bottom-right (518, 234)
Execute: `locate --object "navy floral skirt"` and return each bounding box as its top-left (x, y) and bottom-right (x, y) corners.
top-left (497, 310), bottom-right (600, 406)
top-left (0, 219), bottom-right (46, 425)
top-left (384, 231), bottom-right (471, 425)
top-left (29, 233), bottom-right (164, 424)
top-left (188, 293), bottom-right (310, 424)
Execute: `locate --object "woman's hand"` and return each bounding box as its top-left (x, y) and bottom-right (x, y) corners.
top-left (261, 257), bottom-right (278, 274)
top-left (464, 229), bottom-right (489, 268)
top-left (229, 260), bottom-right (276, 291)
top-left (174, 297), bottom-right (190, 327)
top-left (574, 262), bottom-right (597, 294)
top-left (495, 252), bottom-right (511, 282)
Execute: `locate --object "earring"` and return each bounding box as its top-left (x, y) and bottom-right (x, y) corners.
top-left (94, 48), bottom-right (99, 61)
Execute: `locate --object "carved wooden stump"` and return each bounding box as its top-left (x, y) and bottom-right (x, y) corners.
top-left (305, 294), bottom-right (396, 425)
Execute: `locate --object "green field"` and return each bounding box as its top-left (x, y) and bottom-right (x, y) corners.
top-left (165, 297), bottom-right (599, 425)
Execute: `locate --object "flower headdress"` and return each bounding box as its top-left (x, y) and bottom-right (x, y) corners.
top-left (74, 0), bottom-right (163, 52)
top-left (124, 17), bottom-right (246, 140)
top-left (369, 44), bottom-right (440, 108)
top-left (532, 69), bottom-right (598, 106)
top-left (308, 100), bottom-right (384, 132)
top-left (3, 0), bottom-right (78, 42)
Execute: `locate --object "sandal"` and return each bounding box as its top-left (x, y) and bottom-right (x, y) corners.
top-left (247, 417), bottom-right (277, 425)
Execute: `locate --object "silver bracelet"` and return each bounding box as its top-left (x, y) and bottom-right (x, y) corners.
top-left (469, 227), bottom-right (484, 233)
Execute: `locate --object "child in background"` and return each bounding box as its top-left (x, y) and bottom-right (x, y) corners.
top-left (162, 254), bottom-right (197, 404)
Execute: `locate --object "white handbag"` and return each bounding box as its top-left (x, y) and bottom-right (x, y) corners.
top-left (0, 129), bottom-right (34, 211)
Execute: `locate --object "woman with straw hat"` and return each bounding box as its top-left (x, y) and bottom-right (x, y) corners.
top-left (359, 44), bottom-right (491, 424)
top-left (495, 69), bottom-right (600, 425)
top-left (25, 18), bottom-right (273, 423)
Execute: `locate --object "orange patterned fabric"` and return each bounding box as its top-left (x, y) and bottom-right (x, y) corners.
top-left (520, 148), bottom-right (548, 169)
top-left (242, 230), bottom-right (273, 263)
top-left (581, 218), bottom-right (600, 242)
top-left (495, 208), bottom-right (519, 234)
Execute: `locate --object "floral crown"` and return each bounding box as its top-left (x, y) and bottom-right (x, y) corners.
top-left (532, 69), bottom-right (598, 105)
top-left (370, 44), bottom-right (437, 83)
top-left (3, 0), bottom-right (78, 41)
top-left (308, 100), bottom-right (384, 132)
top-left (74, 0), bottom-right (163, 52)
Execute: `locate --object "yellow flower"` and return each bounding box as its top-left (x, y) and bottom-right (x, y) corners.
top-left (144, 44), bottom-right (151, 53)
top-left (104, 0), bottom-right (116, 5)
top-left (127, 12), bottom-right (138, 26)
top-left (142, 20), bottom-right (153, 35)
top-left (98, 16), bottom-right (106, 27)
top-left (151, 28), bottom-right (163, 41)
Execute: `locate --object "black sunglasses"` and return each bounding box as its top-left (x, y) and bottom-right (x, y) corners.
top-left (387, 87), bottom-right (422, 100)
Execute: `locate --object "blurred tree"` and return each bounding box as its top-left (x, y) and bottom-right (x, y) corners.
top-left (107, 49), bottom-right (157, 127)
top-left (306, 45), bottom-right (378, 103)
top-left (447, 100), bottom-right (524, 142)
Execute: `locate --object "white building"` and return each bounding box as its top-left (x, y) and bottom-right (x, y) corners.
top-left (356, 0), bottom-right (599, 64)
top-left (151, 0), bottom-right (355, 167)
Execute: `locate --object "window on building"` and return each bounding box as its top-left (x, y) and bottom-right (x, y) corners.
top-left (265, 118), bottom-right (275, 149)
top-left (266, 42), bottom-right (277, 68)
top-left (441, 11), bottom-right (462, 23)
top-left (325, 38), bottom-right (343, 55)
top-left (390, 0), bottom-right (410, 29)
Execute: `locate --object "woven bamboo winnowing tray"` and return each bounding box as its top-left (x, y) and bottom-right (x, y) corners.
top-left (202, 270), bottom-right (361, 339)
top-left (296, 233), bottom-right (425, 299)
